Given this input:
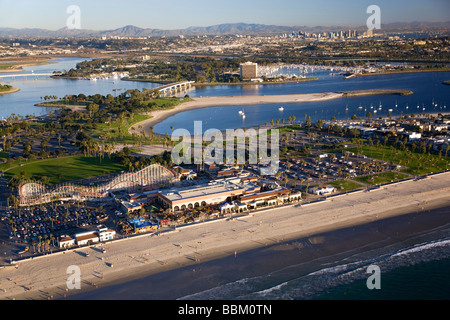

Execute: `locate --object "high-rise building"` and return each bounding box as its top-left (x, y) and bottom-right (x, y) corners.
top-left (240, 62), bottom-right (258, 80)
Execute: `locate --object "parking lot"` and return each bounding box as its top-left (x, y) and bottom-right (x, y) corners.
top-left (1, 202), bottom-right (111, 246)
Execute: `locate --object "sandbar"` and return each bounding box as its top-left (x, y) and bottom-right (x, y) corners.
top-left (131, 90), bottom-right (411, 135)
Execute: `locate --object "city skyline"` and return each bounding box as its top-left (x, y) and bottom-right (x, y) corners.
top-left (0, 0), bottom-right (449, 31)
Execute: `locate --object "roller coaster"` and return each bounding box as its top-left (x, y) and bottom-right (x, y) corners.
top-left (18, 164), bottom-right (179, 206)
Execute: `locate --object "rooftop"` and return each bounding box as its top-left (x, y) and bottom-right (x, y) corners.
top-left (160, 181), bottom-right (247, 202)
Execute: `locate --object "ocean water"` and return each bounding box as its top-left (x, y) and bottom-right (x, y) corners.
top-left (176, 209), bottom-right (450, 301)
top-left (177, 236), bottom-right (450, 300)
top-left (314, 257), bottom-right (450, 300)
top-left (66, 206), bottom-right (450, 301)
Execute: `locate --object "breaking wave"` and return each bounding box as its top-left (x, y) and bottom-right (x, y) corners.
top-left (178, 235), bottom-right (450, 300)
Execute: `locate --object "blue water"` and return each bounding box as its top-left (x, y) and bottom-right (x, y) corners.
top-left (1, 58), bottom-right (449, 133)
top-left (3, 58), bottom-right (450, 300)
top-left (178, 224), bottom-right (450, 300)
top-left (155, 71), bottom-right (450, 134)
top-left (0, 57), bottom-right (161, 119)
top-left (313, 257), bottom-right (450, 300)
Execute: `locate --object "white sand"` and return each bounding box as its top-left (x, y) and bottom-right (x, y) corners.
top-left (130, 92), bottom-right (343, 135)
top-left (1, 172), bottom-right (449, 300)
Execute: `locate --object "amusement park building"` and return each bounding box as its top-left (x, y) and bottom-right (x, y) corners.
top-left (17, 164), bottom-right (179, 206)
top-left (158, 179), bottom-right (260, 212)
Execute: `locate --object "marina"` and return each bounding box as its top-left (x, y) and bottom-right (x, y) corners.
top-left (1, 58), bottom-right (449, 132)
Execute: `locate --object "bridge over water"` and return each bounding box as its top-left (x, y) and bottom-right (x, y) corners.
top-left (156, 81), bottom-right (195, 97)
top-left (0, 73), bottom-right (54, 80)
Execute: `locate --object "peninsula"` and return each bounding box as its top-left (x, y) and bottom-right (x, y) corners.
top-left (0, 84), bottom-right (20, 96)
top-left (130, 89), bottom-right (414, 134)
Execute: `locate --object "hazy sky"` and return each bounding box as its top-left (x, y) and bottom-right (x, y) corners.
top-left (1, 0), bottom-right (449, 30)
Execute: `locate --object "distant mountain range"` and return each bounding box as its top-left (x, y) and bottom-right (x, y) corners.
top-left (0, 22), bottom-right (449, 38)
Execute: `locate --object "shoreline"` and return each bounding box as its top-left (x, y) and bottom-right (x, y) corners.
top-left (131, 89), bottom-right (410, 135)
top-left (131, 92), bottom-right (342, 134)
top-left (121, 78), bottom-right (318, 85)
top-left (349, 68), bottom-right (450, 78)
top-left (70, 202), bottom-right (450, 300)
top-left (1, 171), bottom-right (449, 300)
top-left (0, 59), bottom-right (57, 73)
top-left (0, 87), bottom-right (20, 96)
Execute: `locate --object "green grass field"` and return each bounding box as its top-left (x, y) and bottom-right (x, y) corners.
top-left (93, 113), bottom-right (153, 144)
top-left (0, 64), bottom-right (13, 70)
top-left (328, 180), bottom-right (363, 192)
top-left (91, 97), bottom-right (190, 144)
top-left (354, 172), bottom-right (410, 185)
top-left (347, 145), bottom-right (449, 175)
top-left (0, 84), bottom-right (13, 92)
top-left (3, 156), bottom-right (126, 185)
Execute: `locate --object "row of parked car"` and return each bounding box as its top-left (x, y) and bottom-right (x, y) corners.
top-left (2, 204), bottom-right (109, 243)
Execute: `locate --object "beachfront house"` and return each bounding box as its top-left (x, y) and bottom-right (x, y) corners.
top-left (58, 235), bottom-right (75, 248)
top-left (75, 231), bottom-right (100, 246)
top-left (74, 225), bottom-right (116, 246)
top-left (97, 225), bottom-right (116, 242)
top-left (312, 186), bottom-right (335, 195)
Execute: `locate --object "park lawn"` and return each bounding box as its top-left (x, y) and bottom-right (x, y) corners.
top-left (3, 156), bottom-right (126, 185)
top-left (354, 172), bottom-right (410, 185)
top-left (142, 96), bottom-right (191, 109)
top-left (0, 64), bottom-right (14, 70)
top-left (93, 113), bottom-right (153, 144)
top-left (347, 145), bottom-right (449, 175)
top-left (0, 84), bottom-right (13, 92)
top-left (328, 180), bottom-right (363, 192)
top-left (274, 124), bottom-right (302, 133)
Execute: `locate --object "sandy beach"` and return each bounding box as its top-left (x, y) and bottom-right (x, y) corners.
top-left (131, 89), bottom-right (413, 135)
top-left (1, 171), bottom-right (449, 300)
top-left (132, 92), bottom-right (343, 135)
top-left (0, 87), bottom-right (20, 96)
